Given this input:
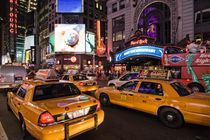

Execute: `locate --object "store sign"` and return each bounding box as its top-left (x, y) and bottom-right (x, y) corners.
top-left (130, 38), bottom-right (148, 46)
top-left (9, 0), bottom-right (17, 34)
top-left (168, 55), bottom-right (184, 64)
top-left (70, 56), bottom-right (77, 63)
top-left (96, 20), bottom-right (106, 55)
top-left (115, 46), bottom-right (163, 62)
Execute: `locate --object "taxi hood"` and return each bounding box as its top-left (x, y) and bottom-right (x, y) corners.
top-left (33, 95), bottom-right (97, 115)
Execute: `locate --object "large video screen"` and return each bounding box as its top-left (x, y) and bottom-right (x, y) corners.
top-left (86, 32), bottom-right (95, 54)
top-left (55, 24), bottom-right (85, 53)
top-left (56, 0), bottom-right (84, 13)
top-left (49, 33), bottom-right (55, 54)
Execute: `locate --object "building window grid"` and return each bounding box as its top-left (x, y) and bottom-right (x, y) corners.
top-left (119, 0), bottom-right (125, 10)
top-left (112, 3), bottom-right (117, 13)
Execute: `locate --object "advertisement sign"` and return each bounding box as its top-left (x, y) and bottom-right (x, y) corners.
top-left (31, 46), bottom-right (36, 64)
top-left (25, 49), bottom-right (31, 64)
top-left (56, 0), bottom-right (84, 13)
top-left (96, 20), bottom-right (106, 55)
top-left (86, 32), bottom-right (95, 54)
top-left (115, 46), bottom-right (164, 62)
top-left (55, 24), bottom-right (85, 53)
top-left (49, 33), bottom-right (55, 54)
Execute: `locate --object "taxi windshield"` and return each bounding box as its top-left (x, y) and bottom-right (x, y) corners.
top-left (73, 75), bottom-right (88, 81)
top-left (33, 83), bottom-right (81, 101)
top-left (170, 82), bottom-right (191, 96)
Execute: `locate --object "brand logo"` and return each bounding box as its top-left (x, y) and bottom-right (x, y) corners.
top-left (168, 55), bottom-right (184, 64)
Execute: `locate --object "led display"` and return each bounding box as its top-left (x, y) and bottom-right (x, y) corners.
top-left (115, 46), bottom-right (164, 62)
top-left (55, 24), bottom-right (85, 53)
top-left (56, 0), bottom-right (84, 13)
top-left (86, 32), bottom-right (95, 54)
top-left (49, 33), bottom-right (55, 54)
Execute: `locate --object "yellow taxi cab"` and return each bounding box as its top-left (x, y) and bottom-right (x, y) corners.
top-left (7, 80), bottom-right (104, 140)
top-left (60, 74), bottom-right (98, 94)
top-left (95, 79), bottom-right (210, 128)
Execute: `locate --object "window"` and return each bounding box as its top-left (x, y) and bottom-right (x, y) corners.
top-left (113, 31), bottom-right (125, 41)
top-left (120, 73), bottom-right (139, 81)
top-left (195, 11), bottom-right (201, 24)
top-left (33, 83), bottom-right (81, 101)
top-left (170, 82), bottom-right (191, 96)
top-left (165, 47), bottom-right (186, 54)
top-left (202, 8), bottom-right (210, 23)
top-left (89, 19), bottom-right (93, 29)
top-left (17, 88), bottom-right (27, 99)
top-left (119, 0), bottom-right (125, 10)
top-left (73, 75), bottom-right (88, 81)
top-left (112, 15), bottom-right (125, 27)
top-left (112, 3), bottom-right (117, 13)
top-left (120, 81), bottom-right (139, 92)
top-left (63, 75), bottom-right (69, 80)
top-left (138, 82), bottom-right (164, 96)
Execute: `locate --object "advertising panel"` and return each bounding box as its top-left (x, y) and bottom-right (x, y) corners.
top-left (49, 33), bottom-right (55, 54)
top-left (55, 24), bottom-right (85, 53)
top-left (115, 46), bottom-right (164, 62)
top-left (24, 35), bottom-right (34, 50)
top-left (86, 32), bottom-right (95, 54)
top-left (56, 0), bottom-right (84, 13)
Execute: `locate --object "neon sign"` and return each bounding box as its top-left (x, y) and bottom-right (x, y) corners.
top-left (9, 0), bottom-right (17, 34)
top-left (96, 20), bottom-right (106, 55)
top-left (130, 38), bottom-right (148, 46)
top-left (115, 46), bottom-right (164, 62)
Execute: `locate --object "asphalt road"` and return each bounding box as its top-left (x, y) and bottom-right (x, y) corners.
top-left (0, 80), bottom-right (210, 140)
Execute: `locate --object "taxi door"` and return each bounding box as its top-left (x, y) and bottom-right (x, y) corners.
top-left (134, 81), bottom-right (165, 115)
top-left (115, 81), bottom-right (138, 108)
top-left (12, 88), bottom-right (27, 118)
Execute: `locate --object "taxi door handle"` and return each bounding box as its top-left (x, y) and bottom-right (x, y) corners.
top-left (128, 94), bottom-right (133, 96)
top-left (17, 103), bottom-right (21, 105)
top-left (142, 100), bottom-right (146, 103)
top-left (155, 98), bottom-right (162, 101)
top-left (120, 93), bottom-right (127, 95)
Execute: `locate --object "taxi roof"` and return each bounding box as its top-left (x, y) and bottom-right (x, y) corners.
top-left (132, 78), bottom-right (174, 84)
top-left (23, 80), bottom-right (60, 87)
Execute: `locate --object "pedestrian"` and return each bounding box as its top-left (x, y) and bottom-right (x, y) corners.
top-left (187, 40), bottom-right (200, 53)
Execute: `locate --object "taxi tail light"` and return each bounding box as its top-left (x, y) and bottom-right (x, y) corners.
top-left (79, 82), bottom-right (84, 86)
top-left (38, 112), bottom-right (55, 126)
top-left (96, 100), bottom-right (101, 111)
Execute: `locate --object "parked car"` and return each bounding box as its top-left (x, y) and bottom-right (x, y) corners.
top-left (60, 74), bottom-right (98, 94)
top-left (0, 65), bottom-right (27, 89)
top-left (95, 79), bottom-right (210, 128)
top-left (86, 73), bottom-right (97, 81)
top-left (107, 72), bottom-right (139, 87)
top-left (7, 80), bottom-right (104, 140)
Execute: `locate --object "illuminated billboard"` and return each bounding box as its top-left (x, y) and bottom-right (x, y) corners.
top-left (86, 32), bottom-right (95, 54)
top-left (55, 24), bottom-right (85, 53)
top-left (56, 0), bottom-right (84, 13)
top-left (49, 33), bottom-right (55, 54)
top-left (115, 46), bottom-right (164, 62)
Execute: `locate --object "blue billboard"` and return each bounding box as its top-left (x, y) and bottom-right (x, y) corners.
top-left (56, 0), bottom-right (84, 13)
top-left (115, 46), bottom-right (164, 62)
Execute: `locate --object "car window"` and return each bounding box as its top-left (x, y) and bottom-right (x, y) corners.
top-left (138, 82), bottom-right (164, 96)
top-left (120, 73), bottom-right (138, 81)
top-left (33, 83), bottom-right (81, 101)
top-left (120, 81), bottom-right (138, 92)
top-left (63, 75), bottom-right (69, 80)
top-left (170, 82), bottom-right (191, 96)
top-left (73, 75), bottom-right (88, 81)
top-left (17, 87), bottom-right (27, 99)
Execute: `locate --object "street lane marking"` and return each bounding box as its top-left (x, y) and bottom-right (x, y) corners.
top-left (0, 122), bottom-right (8, 140)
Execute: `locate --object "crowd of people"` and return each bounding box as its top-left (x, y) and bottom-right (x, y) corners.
top-left (186, 39), bottom-right (210, 53)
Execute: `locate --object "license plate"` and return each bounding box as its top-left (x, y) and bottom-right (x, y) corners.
top-left (15, 77), bottom-right (22, 81)
top-left (67, 107), bottom-right (90, 120)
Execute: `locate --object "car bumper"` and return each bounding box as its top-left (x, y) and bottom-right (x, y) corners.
top-left (183, 111), bottom-right (210, 126)
top-left (29, 110), bottom-right (104, 140)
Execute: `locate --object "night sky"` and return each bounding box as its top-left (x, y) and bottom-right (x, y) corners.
top-left (0, 0), bottom-right (8, 18)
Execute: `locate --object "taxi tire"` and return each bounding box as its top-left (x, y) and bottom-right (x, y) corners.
top-left (159, 108), bottom-right (184, 128)
top-left (99, 93), bottom-right (110, 106)
top-left (20, 115), bottom-right (29, 138)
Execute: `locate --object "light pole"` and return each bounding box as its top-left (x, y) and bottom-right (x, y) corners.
top-left (93, 48), bottom-right (96, 73)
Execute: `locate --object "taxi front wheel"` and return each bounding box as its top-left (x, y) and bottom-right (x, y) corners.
top-left (99, 93), bottom-right (110, 106)
top-left (159, 108), bottom-right (184, 128)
